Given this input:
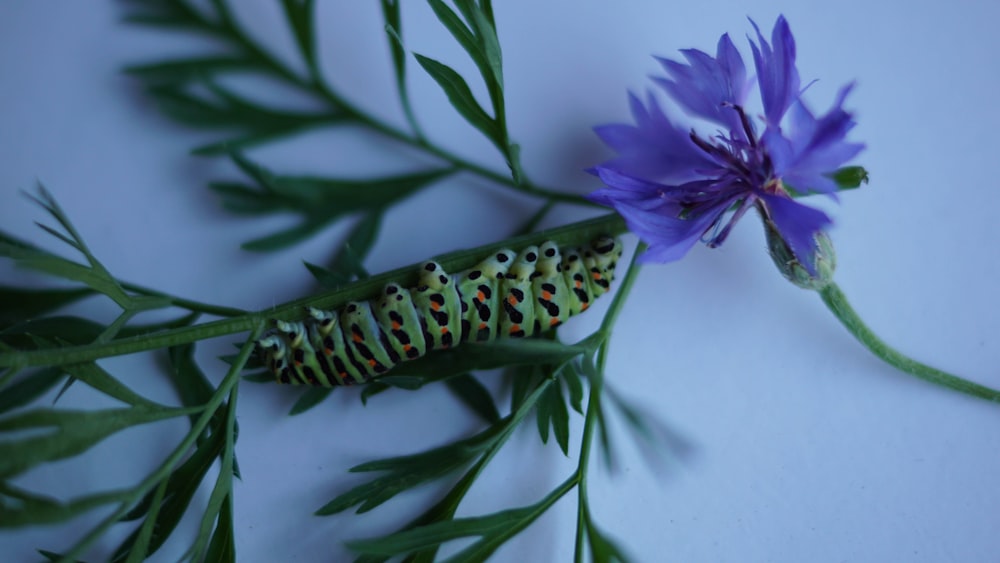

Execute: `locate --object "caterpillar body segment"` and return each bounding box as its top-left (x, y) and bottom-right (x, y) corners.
top-left (532, 241), bottom-right (572, 333)
top-left (259, 236), bottom-right (623, 386)
top-left (411, 261), bottom-right (462, 351)
top-left (457, 248), bottom-right (517, 344)
top-left (498, 245), bottom-right (539, 339)
top-left (374, 283), bottom-right (426, 362)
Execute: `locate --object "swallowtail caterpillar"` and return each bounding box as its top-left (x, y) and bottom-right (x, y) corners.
top-left (258, 236), bottom-right (623, 386)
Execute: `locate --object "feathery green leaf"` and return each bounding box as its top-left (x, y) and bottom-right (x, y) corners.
top-left (289, 387), bottom-right (333, 415)
top-left (0, 481), bottom-right (128, 528)
top-left (0, 368), bottom-right (64, 415)
top-left (414, 54), bottom-right (498, 143)
top-left (0, 286), bottom-right (94, 331)
top-left (347, 476), bottom-right (574, 560)
top-left (444, 373), bottom-right (500, 423)
top-left (0, 406), bottom-right (190, 479)
top-left (280, 0), bottom-right (317, 70)
top-left (316, 421), bottom-right (508, 515)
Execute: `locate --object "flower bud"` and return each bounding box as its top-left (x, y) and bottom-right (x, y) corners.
top-left (763, 218), bottom-right (836, 290)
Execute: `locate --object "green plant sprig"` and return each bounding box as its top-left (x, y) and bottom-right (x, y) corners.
top-left (3, 180), bottom-right (995, 560)
top-left (819, 284), bottom-right (1000, 403)
top-left (338, 241), bottom-right (646, 563)
top-left (0, 211), bottom-right (629, 372)
top-left (5, 3), bottom-right (996, 560)
top-left (0, 184), bottom-right (660, 560)
top-left (124, 0), bottom-right (592, 253)
top-left (4, 330), bottom-right (257, 563)
top-left (73, 339), bottom-right (248, 563)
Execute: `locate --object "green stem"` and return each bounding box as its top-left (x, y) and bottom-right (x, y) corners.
top-left (120, 281), bottom-right (247, 318)
top-left (401, 379), bottom-right (553, 563)
top-left (0, 214), bottom-right (628, 369)
top-left (56, 326), bottom-right (262, 562)
top-left (0, 316), bottom-right (264, 370)
top-left (819, 282), bottom-right (1000, 403)
top-left (598, 242), bottom-right (646, 334)
top-left (574, 243), bottom-right (645, 561)
top-left (199, 0), bottom-right (593, 206)
top-left (311, 70), bottom-right (587, 205)
top-left (574, 345), bottom-right (605, 562)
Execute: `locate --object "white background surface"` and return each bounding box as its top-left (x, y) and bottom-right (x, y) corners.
top-left (2, 1), bottom-right (999, 562)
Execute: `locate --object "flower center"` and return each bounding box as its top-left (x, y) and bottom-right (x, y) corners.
top-left (688, 103), bottom-right (777, 192)
top-left (762, 177), bottom-right (788, 196)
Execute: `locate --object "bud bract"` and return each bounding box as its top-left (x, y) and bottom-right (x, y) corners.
top-left (763, 218), bottom-right (836, 290)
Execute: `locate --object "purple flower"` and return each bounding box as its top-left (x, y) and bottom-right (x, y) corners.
top-left (588, 16), bottom-right (864, 273)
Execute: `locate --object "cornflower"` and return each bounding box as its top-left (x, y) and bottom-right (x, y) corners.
top-left (589, 16), bottom-right (864, 277)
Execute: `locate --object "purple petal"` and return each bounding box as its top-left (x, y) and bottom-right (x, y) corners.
top-left (766, 84), bottom-right (865, 194)
top-left (716, 33), bottom-right (749, 101)
top-left (653, 33), bottom-right (749, 130)
top-left (588, 168), bottom-right (665, 206)
top-left (592, 92), bottom-right (711, 182)
top-left (749, 15), bottom-right (800, 126)
top-left (589, 167), bottom-right (750, 264)
top-left (614, 200), bottom-right (724, 264)
top-left (759, 194), bottom-right (831, 273)
top-left (588, 168), bottom-right (703, 221)
top-left (589, 14), bottom-right (865, 271)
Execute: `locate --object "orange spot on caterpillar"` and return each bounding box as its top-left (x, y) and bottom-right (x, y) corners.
top-left (575, 280), bottom-right (582, 288)
top-left (550, 318), bottom-right (560, 327)
top-left (478, 322), bottom-right (487, 329)
top-left (476, 290), bottom-right (486, 302)
top-left (352, 333), bottom-right (363, 343)
top-left (324, 347), bottom-right (333, 355)
top-left (592, 272), bottom-right (602, 280)
top-left (440, 327), bottom-right (449, 334)
top-left (581, 302), bottom-right (589, 311)
top-left (508, 295), bottom-right (518, 305)
top-left (368, 359), bottom-right (377, 367)
top-left (403, 344), bottom-right (412, 351)
top-left (541, 290), bottom-right (552, 300)
top-left (431, 301), bottom-right (440, 311)
top-left (510, 324), bottom-right (521, 334)
top-left (392, 321), bottom-right (401, 330)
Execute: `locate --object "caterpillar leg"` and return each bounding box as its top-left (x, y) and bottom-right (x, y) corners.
top-left (258, 334), bottom-right (295, 384)
top-left (305, 307), bottom-right (369, 385)
top-left (264, 320), bottom-right (329, 386)
top-left (259, 312), bottom-right (372, 387)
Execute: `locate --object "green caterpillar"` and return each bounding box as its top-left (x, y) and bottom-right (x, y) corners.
top-left (258, 236), bottom-right (623, 386)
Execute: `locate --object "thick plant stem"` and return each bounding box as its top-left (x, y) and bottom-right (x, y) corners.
top-left (574, 242), bottom-right (645, 561)
top-left (819, 283), bottom-right (1000, 403)
top-left (0, 215), bottom-right (628, 370)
